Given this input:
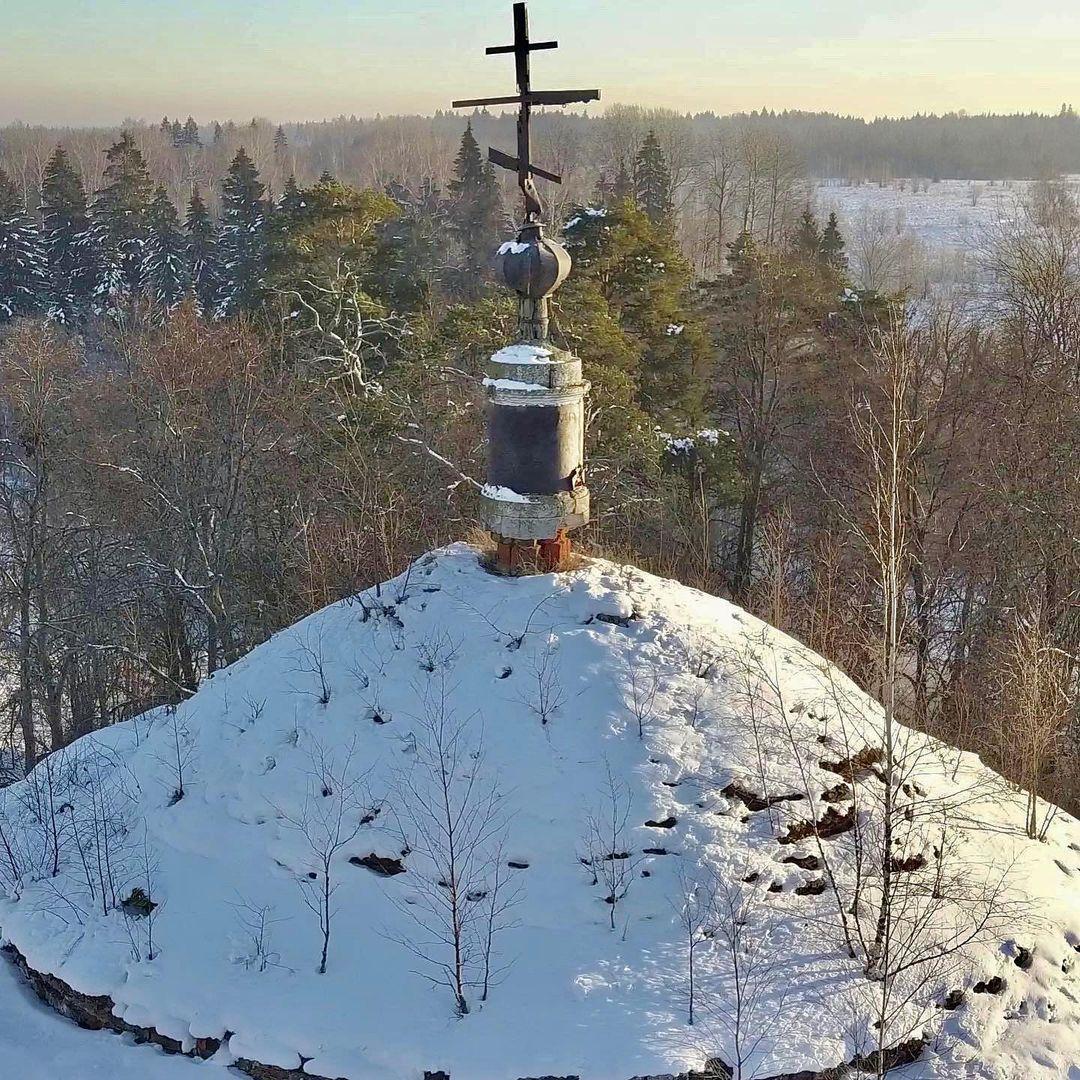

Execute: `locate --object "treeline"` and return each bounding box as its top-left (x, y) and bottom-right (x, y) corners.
top-left (4, 105), bottom-right (1080, 212)
top-left (7, 105), bottom-right (1078, 293)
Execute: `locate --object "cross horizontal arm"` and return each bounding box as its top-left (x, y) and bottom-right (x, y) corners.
top-left (486, 40), bottom-right (558, 54)
top-left (488, 147), bottom-right (562, 184)
top-left (452, 89), bottom-right (601, 109)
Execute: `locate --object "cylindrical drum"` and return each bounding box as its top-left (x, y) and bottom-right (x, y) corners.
top-left (480, 342), bottom-right (590, 541)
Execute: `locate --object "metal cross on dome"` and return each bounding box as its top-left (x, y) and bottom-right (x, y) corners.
top-left (452, 2), bottom-right (600, 223)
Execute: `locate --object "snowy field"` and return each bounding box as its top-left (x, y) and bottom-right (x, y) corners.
top-left (813, 177), bottom-right (1080, 299)
top-left (816, 178), bottom-right (1023, 255)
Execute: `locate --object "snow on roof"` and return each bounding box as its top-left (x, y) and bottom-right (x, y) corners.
top-left (1, 544), bottom-right (1078, 1080)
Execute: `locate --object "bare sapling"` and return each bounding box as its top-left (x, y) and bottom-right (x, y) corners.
top-left (520, 632), bottom-right (566, 726)
top-left (706, 875), bottom-right (784, 1080)
top-left (289, 627), bottom-right (334, 705)
top-left (478, 840), bottom-right (523, 1002)
top-left (230, 894), bottom-right (286, 972)
top-left (393, 674), bottom-right (515, 1016)
top-left (275, 733), bottom-right (371, 974)
top-left (673, 866), bottom-right (717, 1026)
top-left (625, 656), bottom-right (660, 740)
top-left (155, 706), bottom-right (194, 804)
top-left (581, 762), bottom-right (641, 931)
top-left (995, 600), bottom-right (1075, 840)
top-left (121, 827), bottom-right (160, 962)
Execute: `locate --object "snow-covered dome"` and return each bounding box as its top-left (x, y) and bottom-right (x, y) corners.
top-left (2, 545), bottom-right (1078, 1079)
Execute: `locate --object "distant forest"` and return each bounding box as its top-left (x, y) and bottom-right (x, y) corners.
top-left (3, 105), bottom-right (1080, 216)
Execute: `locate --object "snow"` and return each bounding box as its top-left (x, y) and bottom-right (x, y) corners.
top-left (0, 956), bottom-right (229, 1079)
top-left (490, 343), bottom-right (556, 365)
top-left (811, 177), bottom-right (1080, 300)
top-left (565, 208), bottom-right (608, 231)
top-left (1, 544), bottom-right (1078, 1079)
top-left (479, 483), bottom-right (531, 503)
top-left (497, 241), bottom-right (531, 256)
top-left (481, 377), bottom-right (549, 393)
top-left (662, 428), bottom-right (728, 455)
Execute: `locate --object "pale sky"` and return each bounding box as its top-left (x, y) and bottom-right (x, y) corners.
top-left (2, 0), bottom-right (1078, 126)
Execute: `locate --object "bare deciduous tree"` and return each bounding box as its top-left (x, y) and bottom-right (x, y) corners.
top-left (274, 733), bottom-right (372, 974)
top-left (581, 762), bottom-right (641, 931)
top-left (393, 675), bottom-right (515, 1015)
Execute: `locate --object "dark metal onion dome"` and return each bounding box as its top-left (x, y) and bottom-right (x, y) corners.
top-left (495, 222), bottom-right (572, 343)
top-left (496, 222), bottom-right (571, 300)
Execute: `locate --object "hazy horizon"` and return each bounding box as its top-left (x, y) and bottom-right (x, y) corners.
top-left (3, 0), bottom-right (1078, 127)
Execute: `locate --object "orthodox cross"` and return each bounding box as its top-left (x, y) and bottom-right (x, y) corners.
top-left (453, 2), bottom-right (600, 222)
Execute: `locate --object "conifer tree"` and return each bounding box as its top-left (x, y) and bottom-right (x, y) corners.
top-left (565, 199), bottom-right (707, 417)
top-left (213, 122), bottom-right (225, 144)
top-left (633, 130), bottom-right (674, 227)
top-left (40, 145), bottom-right (93, 318)
top-left (611, 160), bottom-right (633, 203)
top-left (182, 116), bottom-right (201, 148)
top-left (218, 147), bottom-right (269, 315)
top-left (87, 131), bottom-right (153, 312)
top-left (170, 119), bottom-right (183, 147)
top-left (274, 126), bottom-right (289, 157)
top-left (0, 170), bottom-right (49, 320)
top-left (144, 185), bottom-right (190, 312)
top-left (160, 116), bottom-right (171, 134)
top-left (374, 178), bottom-right (449, 311)
top-left (793, 207), bottom-right (822, 261)
top-left (185, 184), bottom-right (223, 316)
top-left (279, 174), bottom-right (303, 216)
top-left (448, 122), bottom-right (503, 298)
top-left (820, 211), bottom-right (847, 271)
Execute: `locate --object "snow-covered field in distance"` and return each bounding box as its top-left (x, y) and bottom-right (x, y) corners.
top-left (813, 176), bottom-right (1080, 299)
top-left (816, 178), bottom-right (1023, 254)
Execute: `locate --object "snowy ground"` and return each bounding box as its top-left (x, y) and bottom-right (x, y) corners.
top-left (0, 953), bottom-right (227, 1079)
top-left (813, 177), bottom-right (1080, 299)
top-left (1, 544), bottom-right (1079, 1079)
top-left (816, 178), bottom-right (1024, 256)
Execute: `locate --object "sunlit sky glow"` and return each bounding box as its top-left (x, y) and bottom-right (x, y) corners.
top-left (3, 0), bottom-right (1078, 126)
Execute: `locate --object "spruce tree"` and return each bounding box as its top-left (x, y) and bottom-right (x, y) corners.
top-left (182, 116), bottom-right (201, 148)
top-left (0, 170), bottom-right (49, 320)
top-left (186, 184), bottom-right (223, 316)
top-left (88, 131), bottom-right (153, 312)
top-left (793, 207), bottom-right (822, 261)
top-left (633, 130), bottom-right (674, 227)
top-left (820, 211), bottom-right (847, 271)
top-left (213, 121), bottom-right (225, 144)
top-left (373, 177), bottom-right (449, 311)
top-left (279, 174), bottom-right (303, 216)
top-left (565, 199), bottom-right (707, 417)
top-left (144, 186), bottom-right (190, 312)
top-left (40, 145), bottom-right (93, 318)
top-left (274, 126), bottom-right (289, 156)
top-left (448, 122), bottom-right (503, 298)
top-left (218, 147), bottom-right (268, 315)
top-left (611, 160), bottom-right (633, 203)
